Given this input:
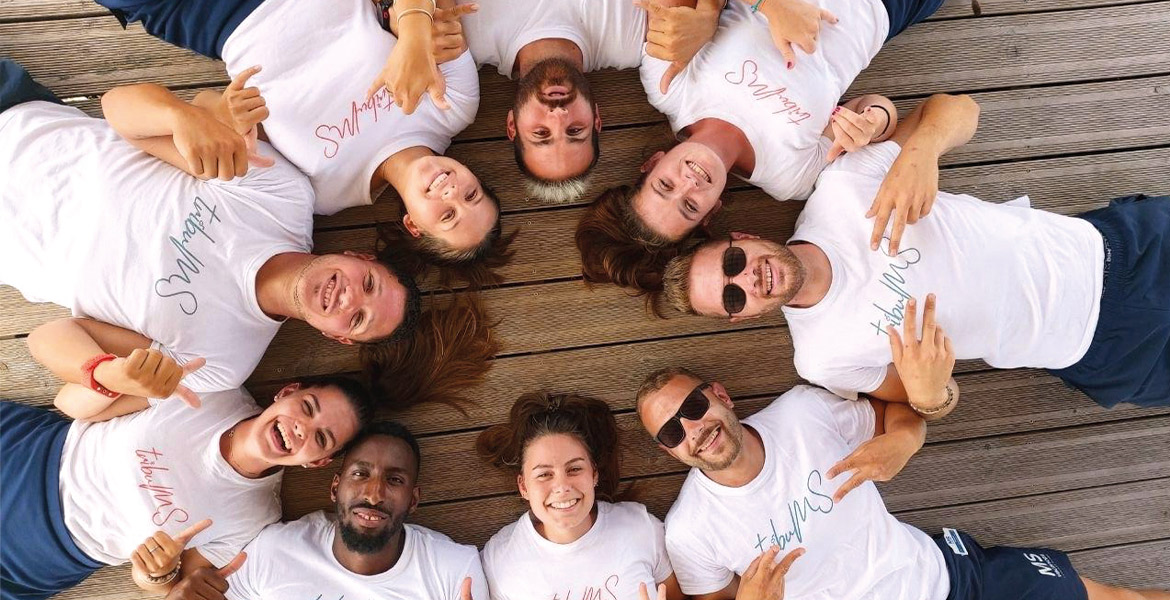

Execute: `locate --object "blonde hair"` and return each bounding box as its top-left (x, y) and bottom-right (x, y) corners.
top-left (658, 252), bottom-right (699, 315)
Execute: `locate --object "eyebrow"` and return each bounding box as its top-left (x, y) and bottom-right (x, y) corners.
top-left (531, 457), bottom-right (587, 470)
top-left (354, 272), bottom-right (383, 339)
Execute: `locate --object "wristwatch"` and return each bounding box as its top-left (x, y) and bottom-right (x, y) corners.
top-left (374, 0), bottom-right (394, 32)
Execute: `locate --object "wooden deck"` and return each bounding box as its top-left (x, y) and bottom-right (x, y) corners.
top-left (2, 0), bottom-right (1170, 597)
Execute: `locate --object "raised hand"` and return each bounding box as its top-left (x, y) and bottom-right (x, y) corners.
top-left (432, 4), bottom-right (477, 64)
top-left (130, 519), bottom-right (212, 587)
top-left (166, 551), bottom-right (247, 600)
top-left (367, 9), bottom-right (448, 115)
top-left (93, 350), bottom-right (206, 407)
top-left (638, 0), bottom-right (720, 93)
top-left (826, 106), bottom-right (887, 162)
top-left (220, 66), bottom-right (275, 168)
top-left (169, 104), bottom-right (250, 181)
top-left (639, 582), bottom-right (668, 600)
top-left (755, 0), bottom-right (837, 69)
top-left (888, 295), bottom-right (956, 416)
top-left (867, 146), bottom-right (939, 255)
top-left (736, 546), bottom-right (804, 600)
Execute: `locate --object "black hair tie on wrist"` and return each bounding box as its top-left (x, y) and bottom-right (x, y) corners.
top-left (869, 104), bottom-right (893, 138)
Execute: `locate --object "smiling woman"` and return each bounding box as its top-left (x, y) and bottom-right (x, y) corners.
top-left (473, 393), bottom-right (686, 600)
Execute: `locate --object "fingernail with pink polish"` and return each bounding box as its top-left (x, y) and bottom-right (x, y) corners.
top-left (787, 61), bottom-right (794, 69)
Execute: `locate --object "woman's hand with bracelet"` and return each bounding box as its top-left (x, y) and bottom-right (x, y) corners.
top-left (753, 0), bottom-right (837, 69)
top-left (130, 519), bottom-right (212, 591)
top-left (367, 0), bottom-right (448, 115)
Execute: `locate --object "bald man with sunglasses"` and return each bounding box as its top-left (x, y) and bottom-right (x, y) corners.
top-left (634, 367), bottom-right (1170, 600)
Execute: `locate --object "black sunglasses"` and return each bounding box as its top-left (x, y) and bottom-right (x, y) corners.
top-left (722, 239), bottom-right (747, 316)
top-left (654, 383), bottom-right (712, 448)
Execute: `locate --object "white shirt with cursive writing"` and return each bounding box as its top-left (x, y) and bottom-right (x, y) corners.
top-left (783, 142), bottom-right (1104, 399)
top-left (57, 389), bottom-right (281, 567)
top-left (221, 0), bottom-right (480, 216)
top-left (640, 0), bottom-right (888, 201)
top-left (225, 512), bottom-right (487, 600)
top-left (482, 501), bottom-right (673, 600)
top-left (0, 101), bottom-right (315, 393)
top-left (459, 0), bottom-right (646, 77)
top-left (664, 386), bottom-right (948, 599)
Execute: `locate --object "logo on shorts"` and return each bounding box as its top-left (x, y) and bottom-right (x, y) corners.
top-left (1023, 552), bottom-right (1065, 578)
top-left (942, 528), bottom-right (968, 556)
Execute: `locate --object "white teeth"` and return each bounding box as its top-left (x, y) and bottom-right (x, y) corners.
top-left (699, 426), bottom-right (720, 453)
top-left (766, 264), bottom-right (774, 294)
top-left (429, 171), bottom-right (450, 192)
top-left (549, 499), bottom-right (580, 510)
top-left (322, 275), bottom-right (336, 312)
top-left (687, 160), bottom-right (711, 183)
top-left (276, 422), bottom-right (291, 453)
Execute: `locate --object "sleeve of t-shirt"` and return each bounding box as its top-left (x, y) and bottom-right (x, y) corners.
top-left (795, 356), bottom-right (888, 403)
top-left (437, 50), bottom-right (481, 140)
top-left (152, 341), bottom-right (235, 393)
top-left (822, 140), bottom-right (901, 181)
top-left (648, 513), bottom-right (674, 583)
top-left (665, 522), bottom-right (734, 595)
top-left (811, 387), bottom-right (876, 451)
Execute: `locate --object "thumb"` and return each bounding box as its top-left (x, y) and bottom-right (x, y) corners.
top-left (450, 2), bottom-right (478, 17)
top-left (430, 69), bottom-right (450, 110)
top-left (174, 518), bottom-right (213, 546)
top-left (244, 129), bottom-right (276, 168)
top-left (659, 61), bottom-right (684, 94)
top-left (175, 384), bottom-right (202, 409)
top-left (460, 576), bottom-right (473, 600)
top-left (888, 326), bottom-right (904, 362)
top-left (777, 40), bottom-right (796, 70)
top-left (217, 551), bottom-right (247, 578)
top-left (821, 8), bottom-right (839, 24)
top-left (826, 140), bottom-right (845, 163)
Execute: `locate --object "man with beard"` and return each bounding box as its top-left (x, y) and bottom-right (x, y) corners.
top-left (635, 367), bottom-right (1170, 600)
top-left (167, 421), bottom-right (487, 600)
top-left (659, 93), bottom-right (1170, 415)
top-left (0, 62), bottom-right (420, 397)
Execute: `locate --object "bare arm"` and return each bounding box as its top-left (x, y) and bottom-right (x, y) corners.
top-left (890, 93), bottom-right (980, 152)
top-left (101, 83), bottom-right (249, 181)
top-left (54, 383), bottom-right (149, 421)
top-left (27, 317), bottom-right (152, 384)
top-left (823, 397), bottom-right (926, 501)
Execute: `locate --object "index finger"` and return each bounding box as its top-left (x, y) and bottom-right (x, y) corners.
top-left (921, 293), bottom-right (938, 332)
top-left (228, 65), bottom-right (262, 91)
top-left (775, 547), bottom-right (805, 575)
top-left (175, 384), bottom-right (202, 409)
top-left (869, 200), bottom-right (892, 251)
top-left (826, 454), bottom-right (855, 479)
top-left (832, 471), bottom-right (866, 503)
top-left (888, 204), bottom-right (908, 256)
top-left (902, 297), bottom-right (919, 343)
top-left (181, 357), bottom-right (207, 376)
top-left (217, 551), bottom-right (247, 578)
top-left (174, 518), bottom-right (213, 546)
top-left (445, 3), bottom-right (478, 18)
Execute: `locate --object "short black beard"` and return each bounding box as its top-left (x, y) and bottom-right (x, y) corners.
top-left (513, 57), bottom-right (595, 116)
top-left (337, 519), bottom-right (395, 555)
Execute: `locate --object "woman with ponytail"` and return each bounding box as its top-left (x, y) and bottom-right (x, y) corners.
top-left (475, 393), bottom-right (683, 600)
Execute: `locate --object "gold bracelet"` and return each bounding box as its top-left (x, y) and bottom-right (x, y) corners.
top-left (911, 385), bottom-right (954, 416)
top-left (397, 7), bottom-right (434, 23)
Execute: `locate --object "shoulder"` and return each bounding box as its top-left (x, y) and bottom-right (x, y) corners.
top-left (481, 514), bottom-right (526, 564)
top-left (604, 501), bottom-right (662, 532)
top-left (747, 386), bottom-right (845, 433)
top-left (248, 511), bottom-right (331, 553)
top-left (407, 524), bottom-right (481, 564)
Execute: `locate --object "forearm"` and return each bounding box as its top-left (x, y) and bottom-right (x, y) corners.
top-left (846, 94), bottom-right (897, 142)
top-left (55, 383), bottom-right (149, 421)
top-left (101, 83), bottom-right (194, 141)
top-left (28, 319), bottom-right (115, 386)
top-left (912, 377), bottom-right (959, 422)
top-left (902, 94), bottom-right (979, 157)
top-left (883, 401), bottom-right (927, 449)
top-left (392, 0), bottom-right (437, 41)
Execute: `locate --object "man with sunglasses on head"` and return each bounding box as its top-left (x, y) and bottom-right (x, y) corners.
top-left (635, 366), bottom-right (1170, 600)
top-left (659, 91), bottom-right (1170, 416)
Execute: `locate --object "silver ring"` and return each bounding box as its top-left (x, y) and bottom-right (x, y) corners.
top-left (147, 544), bottom-right (159, 554)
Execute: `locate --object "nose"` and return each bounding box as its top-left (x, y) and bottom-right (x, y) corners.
top-left (731, 266), bottom-right (755, 292)
top-left (440, 176), bottom-right (459, 200)
top-left (361, 476), bottom-right (386, 506)
top-left (681, 418), bottom-right (705, 440)
top-left (292, 420), bottom-right (305, 440)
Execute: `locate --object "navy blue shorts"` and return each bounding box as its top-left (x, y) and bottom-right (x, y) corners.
top-left (0, 60), bottom-right (61, 113)
top-left (881, 0), bottom-right (946, 39)
top-left (95, 0), bottom-right (264, 60)
top-left (0, 403), bottom-right (102, 600)
top-left (1049, 194), bottom-right (1170, 408)
top-left (935, 529), bottom-right (1088, 600)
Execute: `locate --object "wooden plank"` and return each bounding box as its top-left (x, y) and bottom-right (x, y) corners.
top-left (1070, 539), bottom-right (1170, 589)
top-left (0, 0), bottom-right (107, 22)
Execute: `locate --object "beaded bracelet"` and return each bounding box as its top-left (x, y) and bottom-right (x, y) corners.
top-left (911, 385), bottom-right (955, 416)
top-left (751, 0), bottom-right (768, 13)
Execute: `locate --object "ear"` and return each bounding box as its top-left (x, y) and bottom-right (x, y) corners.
top-left (408, 486), bottom-right (421, 515)
top-left (592, 103), bottom-right (603, 132)
top-left (729, 231), bottom-right (760, 241)
top-left (275, 382), bottom-right (302, 400)
top-left (640, 151), bottom-right (665, 174)
top-left (322, 331), bottom-right (354, 346)
top-left (702, 198), bottom-right (725, 226)
top-left (710, 381), bottom-right (735, 409)
top-left (402, 214), bottom-right (423, 238)
top-left (517, 474), bottom-right (529, 500)
top-left (330, 473), bottom-right (340, 503)
top-left (304, 456), bottom-right (333, 469)
top-left (342, 250), bottom-right (377, 261)
top-left (506, 110), bottom-right (517, 141)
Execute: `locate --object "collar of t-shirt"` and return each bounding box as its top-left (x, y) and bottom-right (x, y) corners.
top-left (687, 423), bottom-right (780, 498)
top-left (519, 501), bottom-right (610, 554)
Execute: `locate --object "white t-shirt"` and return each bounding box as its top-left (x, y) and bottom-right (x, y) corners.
top-left (783, 142), bottom-right (1104, 398)
top-left (222, 0), bottom-right (480, 215)
top-left (665, 386), bottom-right (948, 600)
top-left (0, 102), bottom-right (315, 393)
top-left (482, 501), bottom-right (673, 600)
top-left (225, 512), bottom-right (488, 600)
top-left (641, 0), bottom-right (888, 201)
top-left (58, 389), bottom-right (282, 567)
top-left (459, 0), bottom-right (646, 76)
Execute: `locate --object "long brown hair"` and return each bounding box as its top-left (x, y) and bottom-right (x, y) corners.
top-left (476, 392), bottom-right (625, 502)
top-left (360, 292), bottom-right (499, 411)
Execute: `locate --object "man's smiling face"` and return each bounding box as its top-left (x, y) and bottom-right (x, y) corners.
top-left (330, 435), bottom-right (420, 554)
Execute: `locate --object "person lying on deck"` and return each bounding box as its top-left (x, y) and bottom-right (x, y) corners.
top-left (93, 0), bottom-right (514, 286)
top-left (0, 373), bottom-right (372, 600)
top-left (179, 422), bottom-right (488, 600)
top-left (576, 0), bottom-right (954, 291)
top-left (634, 367), bottom-right (1170, 600)
top-left (656, 99), bottom-right (1170, 414)
top-left (475, 392), bottom-right (684, 600)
